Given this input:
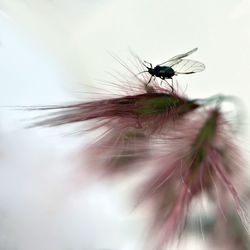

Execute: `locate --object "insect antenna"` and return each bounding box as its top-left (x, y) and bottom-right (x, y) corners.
top-left (135, 61), bottom-right (151, 76)
top-left (135, 70), bottom-right (149, 76)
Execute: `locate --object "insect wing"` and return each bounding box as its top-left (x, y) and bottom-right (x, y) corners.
top-left (158, 48), bottom-right (198, 66)
top-left (172, 59), bottom-right (205, 74)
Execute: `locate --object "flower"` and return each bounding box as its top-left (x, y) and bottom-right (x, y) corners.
top-left (30, 80), bottom-right (199, 176)
top-left (27, 59), bottom-right (248, 249)
top-left (137, 108), bottom-right (249, 249)
top-left (31, 91), bottom-right (198, 135)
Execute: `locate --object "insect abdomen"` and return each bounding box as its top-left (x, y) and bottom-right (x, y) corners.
top-left (155, 66), bottom-right (175, 78)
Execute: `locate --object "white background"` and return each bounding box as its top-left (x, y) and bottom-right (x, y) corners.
top-left (0, 0), bottom-right (250, 249)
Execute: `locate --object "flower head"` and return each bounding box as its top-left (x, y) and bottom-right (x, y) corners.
top-left (27, 57), bottom-right (248, 249)
top-left (31, 92), bottom-right (198, 134)
top-left (30, 82), bottom-right (199, 176)
top-left (137, 107), bottom-right (249, 248)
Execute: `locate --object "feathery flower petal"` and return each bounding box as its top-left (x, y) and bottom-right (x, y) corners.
top-left (137, 108), bottom-right (248, 249)
top-left (29, 87), bottom-right (199, 176)
top-left (31, 92), bottom-right (199, 134)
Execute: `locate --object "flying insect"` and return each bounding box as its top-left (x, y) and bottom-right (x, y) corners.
top-left (140, 48), bottom-right (205, 87)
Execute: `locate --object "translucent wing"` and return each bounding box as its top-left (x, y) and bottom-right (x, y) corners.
top-left (158, 48), bottom-right (198, 66)
top-left (171, 59), bottom-right (205, 74)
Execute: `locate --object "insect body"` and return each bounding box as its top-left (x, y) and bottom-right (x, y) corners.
top-left (147, 64), bottom-right (175, 80)
top-left (141, 48), bottom-right (205, 86)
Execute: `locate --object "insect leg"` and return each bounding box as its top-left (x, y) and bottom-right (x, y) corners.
top-left (146, 75), bottom-right (153, 86)
top-left (170, 78), bottom-right (174, 92)
top-left (164, 79), bottom-right (174, 92)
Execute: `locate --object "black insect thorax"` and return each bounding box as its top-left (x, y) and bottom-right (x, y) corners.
top-left (153, 65), bottom-right (175, 79)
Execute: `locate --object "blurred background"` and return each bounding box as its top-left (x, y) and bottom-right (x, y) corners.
top-left (0, 0), bottom-right (250, 249)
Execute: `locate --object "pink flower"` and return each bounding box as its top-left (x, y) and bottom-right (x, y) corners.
top-left (31, 91), bottom-right (198, 135)
top-left (30, 81), bottom-right (199, 176)
top-left (28, 64), bottom-right (248, 248)
top-left (137, 108), bottom-right (249, 249)
top-left (206, 199), bottom-right (249, 250)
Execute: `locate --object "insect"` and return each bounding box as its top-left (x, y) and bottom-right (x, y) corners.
top-left (140, 48), bottom-right (205, 88)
